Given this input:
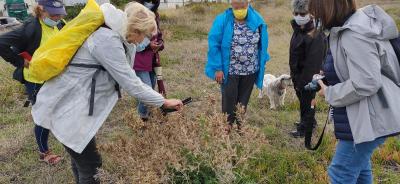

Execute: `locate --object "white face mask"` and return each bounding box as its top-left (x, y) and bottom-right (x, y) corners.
top-left (294, 14), bottom-right (311, 26)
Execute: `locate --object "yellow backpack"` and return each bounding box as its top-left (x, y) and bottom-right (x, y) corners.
top-left (28, 0), bottom-right (104, 81)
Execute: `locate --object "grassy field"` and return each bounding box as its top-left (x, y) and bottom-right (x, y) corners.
top-left (1, 1), bottom-right (400, 183)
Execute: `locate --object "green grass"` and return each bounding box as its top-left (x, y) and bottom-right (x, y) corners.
top-left (1, 1), bottom-right (400, 183)
top-left (162, 24), bottom-right (208, 41)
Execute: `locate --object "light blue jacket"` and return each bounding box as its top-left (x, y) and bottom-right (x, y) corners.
top-left (205, 6), bottom-right (270, 89)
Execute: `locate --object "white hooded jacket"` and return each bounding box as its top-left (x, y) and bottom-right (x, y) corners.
top-left (32, 4), bottom-right (164, 153)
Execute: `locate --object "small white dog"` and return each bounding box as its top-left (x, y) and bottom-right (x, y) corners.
top-left (258, 74), bottom-right (292, 109)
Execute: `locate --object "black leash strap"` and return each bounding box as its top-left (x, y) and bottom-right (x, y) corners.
top-left (23, 100), bottom-right (30, 107)
top-left (305, 108), bottom-right (330, 150)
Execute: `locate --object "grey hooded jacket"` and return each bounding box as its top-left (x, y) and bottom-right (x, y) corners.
top-left (327, 5), bottom-right (400, 144)
top-left (31, 6), bottom-right (165, 153)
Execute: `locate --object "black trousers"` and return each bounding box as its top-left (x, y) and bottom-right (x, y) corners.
top-left (221, 74), bottom-right (256, 125)
top-left (295, 89), bottom-right (317, 133)
top-left (64, 138), bottom-right (102, 184)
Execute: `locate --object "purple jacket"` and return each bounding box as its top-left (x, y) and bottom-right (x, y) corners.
top-left (133, 13), bottom-right (164, 72)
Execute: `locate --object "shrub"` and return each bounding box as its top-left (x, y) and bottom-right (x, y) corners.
top-left (190, 4), bottom-right (207, 15)
top-left (65, 4), bottom-right (85, 20)
top-left (110, 0), bottom-right (131, 9)
top-left (97, 97), bottom-right (268, 183)
top-left (167, 149), bottom-right (218, 184)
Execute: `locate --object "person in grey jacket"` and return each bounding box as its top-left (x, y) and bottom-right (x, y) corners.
top-left (31, 3), bottom-right (182, 183)
top-left (309, 0), bottom-right (400, 183)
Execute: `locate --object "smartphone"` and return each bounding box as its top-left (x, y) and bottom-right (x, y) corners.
top-left (161, 97), bottom-right (192, 115)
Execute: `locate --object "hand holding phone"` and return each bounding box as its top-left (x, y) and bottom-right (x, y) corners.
top-left (161, 97), bottom-right (192, 116)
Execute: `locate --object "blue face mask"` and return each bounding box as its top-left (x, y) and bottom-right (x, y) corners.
top-left (144, 2), bottom-right (155, 10)
top-left (43, 17), bottom-right (60, 27)
top-left (136, 37), bottom-right (151, 52)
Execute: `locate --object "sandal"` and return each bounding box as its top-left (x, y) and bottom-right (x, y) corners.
top-left (39, 151), bottom-right (63, 165)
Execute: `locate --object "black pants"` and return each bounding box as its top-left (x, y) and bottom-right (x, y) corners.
top-left (24, 81), bottom-right (42, 105)
top-left (295, 89), bottom-right (317, 133)
top-left (64, 138), bottom-right (102, 184)
top-left (222, 74), bottom-right (256, 125)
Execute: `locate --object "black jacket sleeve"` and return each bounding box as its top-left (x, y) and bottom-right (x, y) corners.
top-left (0, 25), bottom-right (28, 68)
top-left (289, 34), bottom-right (306, 87)
top-left (297, 32), bottom-right (326, 89)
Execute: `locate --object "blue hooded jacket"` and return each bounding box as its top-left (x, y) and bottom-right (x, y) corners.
top-left (205, 6), bottom-right (270, 89)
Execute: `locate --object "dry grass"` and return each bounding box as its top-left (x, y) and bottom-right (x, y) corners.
top-left (98, 102), bottom-right (268, 183)
top-left (0, 1), bottom-right (400, 183)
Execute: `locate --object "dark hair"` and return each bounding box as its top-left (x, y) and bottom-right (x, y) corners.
top-left (135, 0), bottom-right (160, 12)
top-left (33, 5), bottom-right (44, 18)
top-left (309, 0), bottom-right (356, 29)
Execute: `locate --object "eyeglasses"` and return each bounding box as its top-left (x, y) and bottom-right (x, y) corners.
top-left (293, 12), bottom-right (308, 17)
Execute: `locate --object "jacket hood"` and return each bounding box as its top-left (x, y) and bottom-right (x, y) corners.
top-left (226, 5), bottom-right (266, 31)
top-left (331, 5), bottom-right (398, 40)
top-left (100, 3), bottom-right (128, 37)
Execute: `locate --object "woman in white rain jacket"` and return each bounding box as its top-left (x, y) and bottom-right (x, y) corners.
top-left (32, 2), bottom-right (182, 183)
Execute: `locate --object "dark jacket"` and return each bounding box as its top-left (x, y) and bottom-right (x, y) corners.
top-left (0, 17), bottom-right (65, 83)
top-left (323, 50), bottom-right (353, 140)
top-left (133, 12), bottom-right (164, 71)
top-left (289, 20), bottom-right (326, 90)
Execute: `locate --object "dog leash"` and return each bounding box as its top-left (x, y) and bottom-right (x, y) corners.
top-left (305, 107), bottom-right (331, 150)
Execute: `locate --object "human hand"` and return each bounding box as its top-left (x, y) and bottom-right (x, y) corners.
top-left (317, 80), bottom-right (326, 97)
top-left (163, 99), bottom-right (183, 111)
top-left (23, 59), bottom-right (29, 68)
top-left (215, 71), bottom-right (224, 84)
top-left (150, 41), bottom-right (161, 52)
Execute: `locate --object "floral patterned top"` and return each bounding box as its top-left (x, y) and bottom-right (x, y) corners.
top-left (229, 21), bottom-right (260, 75)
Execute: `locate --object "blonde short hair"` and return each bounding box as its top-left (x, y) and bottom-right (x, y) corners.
top-left (124, 2), bottom-right (157, 38)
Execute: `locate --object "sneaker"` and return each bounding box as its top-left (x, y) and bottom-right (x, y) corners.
top-left (290, 130), bottom-right (305, 138)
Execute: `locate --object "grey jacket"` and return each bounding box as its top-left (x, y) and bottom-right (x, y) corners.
top-left (327, 5), bottom-right (400, 144)
top-left (31, 27), bottom-right (165, 153)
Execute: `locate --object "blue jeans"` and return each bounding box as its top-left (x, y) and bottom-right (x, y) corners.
top-left (135, 71), bottom-right (156, 118)
top-left (25, 82), bottom-right (50, 153)
top-left (328, 138), bottom-right (386, 184)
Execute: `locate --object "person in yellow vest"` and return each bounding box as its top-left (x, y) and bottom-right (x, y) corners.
top-left (0, 0), bottom-right (67, 165)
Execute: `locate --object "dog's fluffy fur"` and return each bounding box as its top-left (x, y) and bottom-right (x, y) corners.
top-left (258, 74), bottom-right (292, 109)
